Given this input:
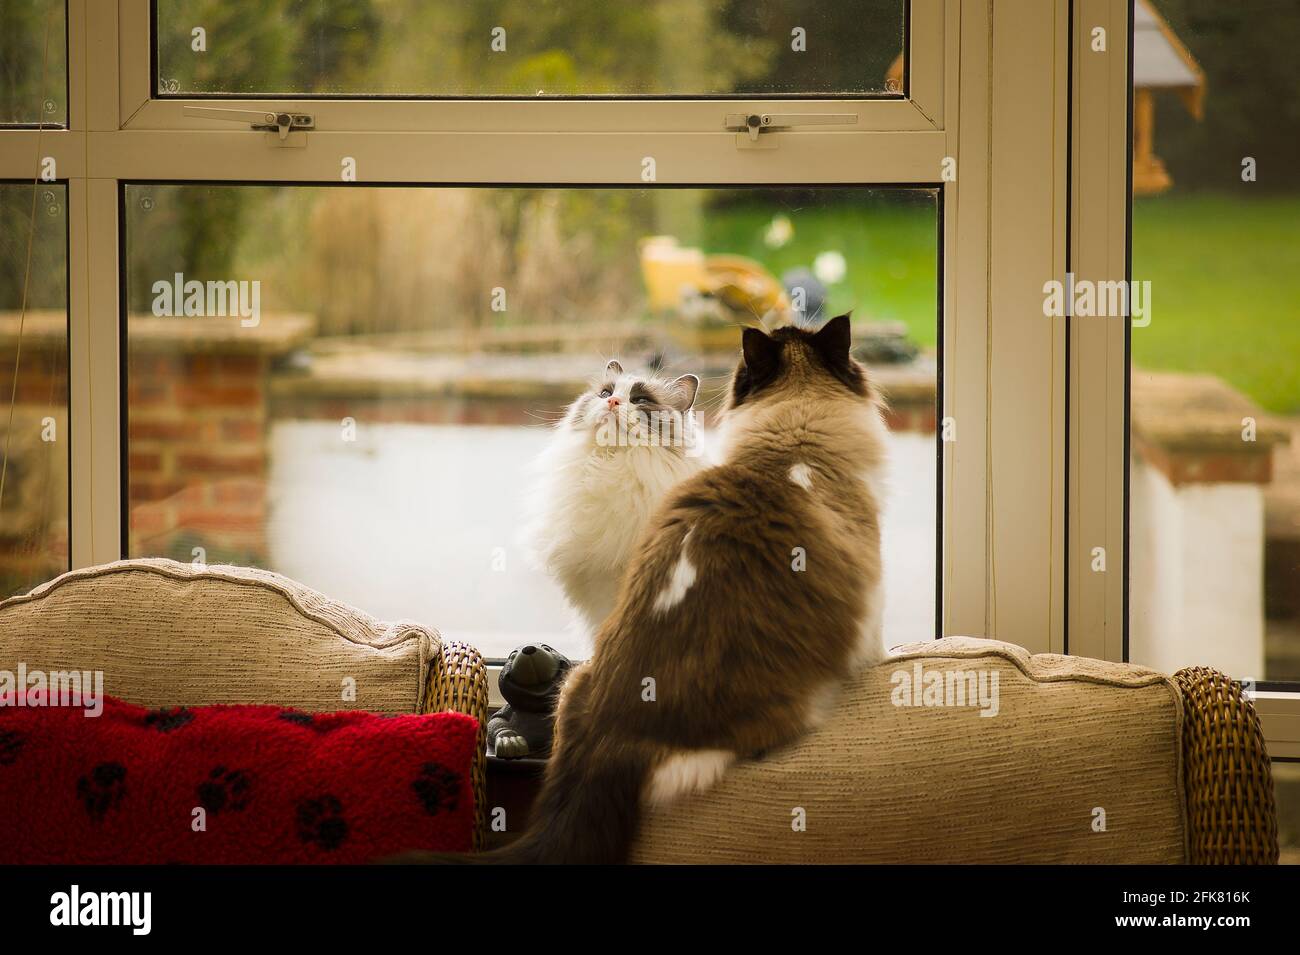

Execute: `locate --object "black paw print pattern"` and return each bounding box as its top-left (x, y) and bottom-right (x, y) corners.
top-left (144, 707), bottom-right (194, 733)
top-left (77, 762), bottom-right (127, 822)
top-left (412, 761), bottom-right (461, 816)
top-left (278, 711), bottom-right (338, 733)
top-left (0, 730), bottom-right (24, 766)
top-left (297, 795), bottom-right (348, 851)
top-left (197, 766), bottom-right (251, 814)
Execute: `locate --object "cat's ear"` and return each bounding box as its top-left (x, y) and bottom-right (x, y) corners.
top-left (741, 327), bottom-right (781, 378)
top-left (669, 374), bottom-right (699, 411)
top-left (733, 327), bottom-right (782, 407)
top-left (605, 359), bottom-right (623, 377)
top-left (810, 312), bottom-right (871, 396)
top-left (811, 313), bottom-right (853, 363)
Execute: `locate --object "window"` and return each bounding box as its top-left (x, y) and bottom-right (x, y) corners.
top-left (0, 182), bottom-right (69, 599)
top-left (122, 183), bottom-right (938, 658)
top-left (0, 0), bottom-right (67, 127)
top-left (1278, 761), bottom-right (1300, 865)
top-left (94, 0), bottom-right (959, 664)
top-left (18, 0), bottom-right (1076, 668)
top-left (1113, 0), bottom-right (1300, 863)
top-left (154, 0), bottom-right (906, 98)
top-left (1126, 0), bottom-right (1300, 686)
top-left (0, 2), bottom-right (71, 602)
top-left (26, 0), bottom-right (1296, 779)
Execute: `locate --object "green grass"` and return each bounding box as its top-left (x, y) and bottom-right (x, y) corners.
top-left (700, 196), bottom-right (941, 347)
top-left (704, 194), bottom-right (1300, 413)
top-left (1132, 194), bottom-right (1300, 413)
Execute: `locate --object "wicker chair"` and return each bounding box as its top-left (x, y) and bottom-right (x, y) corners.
top-left (425, 640), bottom-right (491, 852)
top-left (1173, 667), bottom-right (1278, 864)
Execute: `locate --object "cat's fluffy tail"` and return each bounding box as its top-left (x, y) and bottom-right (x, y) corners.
top-left (393, 738), bottom-right (652, 865)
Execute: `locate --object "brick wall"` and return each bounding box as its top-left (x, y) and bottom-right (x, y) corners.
top-left (127, 351), bottom-right (269, 564)
top-left (5, 308), bottom-right (938, 598)
top-left (125, 314), bottom-right (314, 567)
top-left (1, 313), bottom-right (319, 595)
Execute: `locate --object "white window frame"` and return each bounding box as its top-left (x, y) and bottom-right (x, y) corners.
top-left (1068, 0), bottom-right (1300, 755)
top-left (1069, 0), bottom-right (1128, 666)
top-left (20, 0), bottom-right (1296, 754)
top-left (117, 0), bottom-right (945, 134)
top-left (8, 0), bottom-right (1061, 666)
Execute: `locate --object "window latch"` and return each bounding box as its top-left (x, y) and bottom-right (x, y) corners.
top-left (723, 112), bottom-right (856, 148)
top-left (181, 106), bottom-right (315, 146)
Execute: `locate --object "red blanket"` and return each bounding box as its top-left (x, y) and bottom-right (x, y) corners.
top-left (0, 694), bottom-right (477, 864)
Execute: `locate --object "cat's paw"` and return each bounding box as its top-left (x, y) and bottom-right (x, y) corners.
top-left (493, 730), bottom-right (530, 759)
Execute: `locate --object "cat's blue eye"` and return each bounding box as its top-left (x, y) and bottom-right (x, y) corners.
top-left (633, 396), bottom-right (650, 404)
top-left (599, 388), bottom-right (613, 398)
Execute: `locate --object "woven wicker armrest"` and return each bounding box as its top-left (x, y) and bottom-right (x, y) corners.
top-left (1173, 666), bottom-right (1278, 864)
top-left (425, 640), bottom-right (490, 852)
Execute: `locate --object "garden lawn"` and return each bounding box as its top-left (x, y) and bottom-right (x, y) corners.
top-left (1132, 194), bottom-right (1300, 414)
top-left (701, 193), bottom-right (941, 347)
top-left (705, 193), bottom-right (1299, 413)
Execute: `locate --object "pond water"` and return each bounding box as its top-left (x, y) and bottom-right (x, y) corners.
top-left (268, 421), bottom-right (937, 660)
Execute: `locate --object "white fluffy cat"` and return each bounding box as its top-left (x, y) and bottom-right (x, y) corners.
top-left (525, 360), bottom-right (704, 635)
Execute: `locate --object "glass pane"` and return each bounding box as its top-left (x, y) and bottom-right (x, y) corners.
top-left (1279, 760), bottom-right (1300, 865)
top-left (1128, 0), bottom-right (1300, 682)
top-left (123, 184), bottom-right (938, 659)
top-left (0, 0), bottom-right (68, 125)
top-left (0, 182), bottom-right (69, 597)
top-left (155, 0), bottom-right (905, 98)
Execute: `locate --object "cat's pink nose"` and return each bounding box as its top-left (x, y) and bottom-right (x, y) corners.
top-left (607, 396), bottom-right (620, 410)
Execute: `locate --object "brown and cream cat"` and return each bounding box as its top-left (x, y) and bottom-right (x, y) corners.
top-left (438, 314), bottom-right (887, 864)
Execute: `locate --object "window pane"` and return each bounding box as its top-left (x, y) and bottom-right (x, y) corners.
top-left (1128, 0), bottom-right (1300, 682)
top-left (1278, 760), bottom-right (1300, 865)
top-left (155, 0), bottom-right (904, 98)
top-left (0, 0), bottom-right (67, 126)
top-left (124, 184), bottom-right (938, 659)
top-left (0, 182), bottom-right (69, 597)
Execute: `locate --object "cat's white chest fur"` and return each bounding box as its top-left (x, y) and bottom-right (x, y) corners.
top-left (526, 432), bottom-right (703, 632)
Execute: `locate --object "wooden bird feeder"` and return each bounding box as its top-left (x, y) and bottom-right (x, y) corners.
top-left (884, 0), bottom-right (1204, 195)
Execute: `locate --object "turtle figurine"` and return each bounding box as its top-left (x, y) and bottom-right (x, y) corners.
top-left (488, 643), bottom-right (573, 759)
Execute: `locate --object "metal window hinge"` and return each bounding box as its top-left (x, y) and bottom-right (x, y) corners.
top-left (181, 106), bottom-right (315, 147)
top-left (723, 112), bottom-right (856, 149)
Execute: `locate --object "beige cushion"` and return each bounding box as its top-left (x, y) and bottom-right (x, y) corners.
top-left (0, 558), bottom-right (435, 714)
top-left (633, 636), bottom-right (1187, 863)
